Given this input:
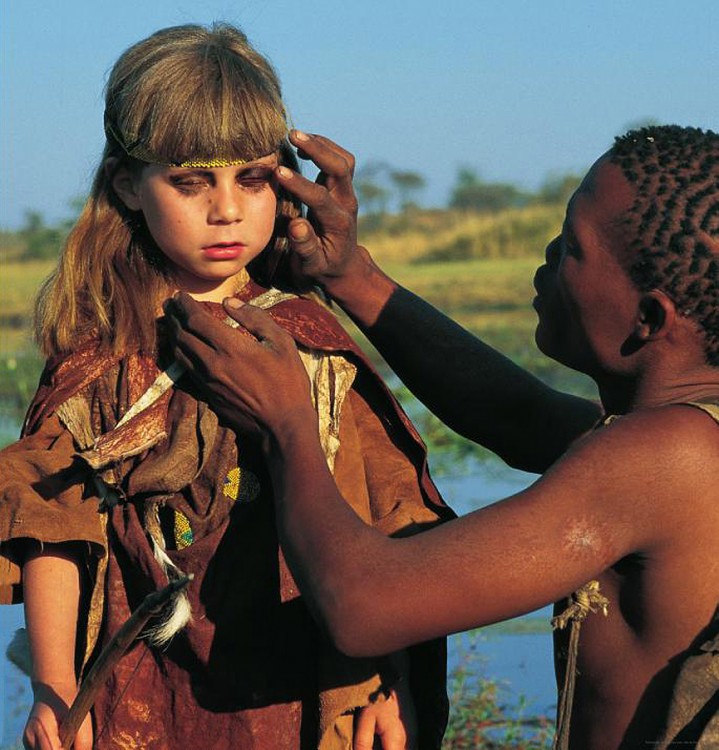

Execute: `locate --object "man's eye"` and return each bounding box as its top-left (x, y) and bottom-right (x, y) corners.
top-left (563, 239), bottom-right (580, 258)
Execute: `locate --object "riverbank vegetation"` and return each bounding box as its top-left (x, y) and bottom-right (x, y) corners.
top-left (0, 204), bottom-right (597, 450)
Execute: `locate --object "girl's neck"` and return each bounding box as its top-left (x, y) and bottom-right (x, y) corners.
top-left (181, 268), bottom-right (252, 303)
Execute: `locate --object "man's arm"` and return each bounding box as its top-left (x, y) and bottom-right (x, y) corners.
top-left (276, 132), bottom-right (600, 471)
top-left (354, 276), bottom-right (600, 472)
top-left (165, 297), bottom-right (715, 656)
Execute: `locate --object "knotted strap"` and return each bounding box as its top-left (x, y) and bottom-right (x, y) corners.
top-left (551, 580), bottom-right (609, 750)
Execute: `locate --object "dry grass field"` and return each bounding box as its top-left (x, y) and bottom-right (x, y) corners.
top-left (0, 206), bottom-right (596, 439)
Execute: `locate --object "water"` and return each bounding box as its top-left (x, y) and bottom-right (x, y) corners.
top-left (1, 461), bottom-right (555, 746)
top-left (1, 606), bottom-right (27, 747)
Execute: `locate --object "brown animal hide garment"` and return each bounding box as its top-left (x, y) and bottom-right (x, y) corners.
top-left (0, 281), bottom-right (454, 750)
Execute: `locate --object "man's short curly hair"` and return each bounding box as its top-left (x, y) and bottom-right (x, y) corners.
top-left (609, 125), bottom-right (719, 365)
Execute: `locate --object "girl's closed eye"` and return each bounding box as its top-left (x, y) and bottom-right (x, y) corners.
top-left (169, 173), bottom-right (210, 195)
top-left (237, 167), bottom-right (276, 192)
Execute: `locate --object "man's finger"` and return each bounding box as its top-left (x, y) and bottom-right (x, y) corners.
top-left (221, 300), bottom-right (293, 348)
top-left (164, 297), bottom-right (222, 353)
top-left (289, 131), bottom-right (355, 177)
top-left (276, 166), bottom-right (342, 213)
top-left (288, 131), bottom-right (356, 205)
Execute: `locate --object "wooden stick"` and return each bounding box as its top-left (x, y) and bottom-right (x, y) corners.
top-left (59, 575), bottom-right (192, 749)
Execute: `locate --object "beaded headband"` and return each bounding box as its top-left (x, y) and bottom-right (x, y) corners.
top-left (104, 115), bottom-right (276, 168)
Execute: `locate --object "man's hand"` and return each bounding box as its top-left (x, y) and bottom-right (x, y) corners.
top-left (277, 131), bottom-right (364, 290)
top-left (164, 294), bottom-right (317, 443)
top-left (277, 131), bottom-right (396, 322)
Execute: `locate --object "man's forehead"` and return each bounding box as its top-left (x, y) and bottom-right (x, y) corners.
top-left (565, 159), bottom-right (636, 258)
top-left (572, 159), bottom-right (635, 220)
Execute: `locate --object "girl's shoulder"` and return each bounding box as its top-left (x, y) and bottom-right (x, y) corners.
top-left (23, 341), bottom-right (156, 437)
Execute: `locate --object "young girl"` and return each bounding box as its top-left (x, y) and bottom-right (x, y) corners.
top-left (0, 23), bottom-right (452, 750)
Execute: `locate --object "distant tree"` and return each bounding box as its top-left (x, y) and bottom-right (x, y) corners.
top-left (449, 168), bottom-right (527, 212)
top-left (535, 172), bottom-right (583, 205)
top-left (20, 210), bottom-right (64, 260)
top-left (355, 161), bottom-right (392, 215)
top-left (356, 179), bottom-right (391, 216)
top-left (18, 197), bottom-right (84, 260)
top-left (389, 170), bottom-right (425, 212)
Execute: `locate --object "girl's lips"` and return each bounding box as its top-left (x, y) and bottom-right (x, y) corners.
top-left (202, 243), bottom-right (245, 260)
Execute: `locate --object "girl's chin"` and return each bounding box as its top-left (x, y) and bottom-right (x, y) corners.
top-left (175, 268), bottom-right (251, 301)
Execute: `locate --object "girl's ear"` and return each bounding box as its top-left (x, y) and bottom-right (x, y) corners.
top-left (106, 157), bottom-right (142, 211)
top-left (634, 290), bottom-right (676, 341)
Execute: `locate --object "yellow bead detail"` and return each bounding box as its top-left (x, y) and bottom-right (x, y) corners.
top-left (173, 511), bottom-right (193, 549)
top-left (175, 157), bottom-right (248, 168)
top-left (222, 466), bottom-right (260, 503)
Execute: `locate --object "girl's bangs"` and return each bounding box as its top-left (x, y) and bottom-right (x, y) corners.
top-left (132, 61), bottom-right (288, 166)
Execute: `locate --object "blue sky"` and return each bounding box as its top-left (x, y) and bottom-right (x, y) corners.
top-left (1, 0), bottom-right (717, 228)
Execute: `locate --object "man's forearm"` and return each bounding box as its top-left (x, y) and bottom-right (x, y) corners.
top-left (266, 417), bottom-right (386, 650)
top-left (327, 261), bottom-right (600, 471)
top-left (320, 245), bottom-right (398, 328)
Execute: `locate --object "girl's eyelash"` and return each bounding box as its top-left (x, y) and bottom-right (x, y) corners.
top-left (170, 177), bottom-right (207, 191)
top-left (237, 171), bottom-right (275, 192)
top-left (238, 169), bottom-right (273, 182)
top-left (239, 179), bottom-right (270, 192)
top-left (168, 168), bottom-right (275, 194)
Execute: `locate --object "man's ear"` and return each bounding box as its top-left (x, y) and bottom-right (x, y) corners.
top-left (105, 157), bottom-right (142, 211)
top-left (634, 290), bottom-right (676, 341)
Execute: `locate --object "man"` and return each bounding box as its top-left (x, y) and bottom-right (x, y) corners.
top-left (167, 126), bottom-right (719, 749)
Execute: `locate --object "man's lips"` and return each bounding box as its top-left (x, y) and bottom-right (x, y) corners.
top-left (202, 243), bottom-right (245, 259)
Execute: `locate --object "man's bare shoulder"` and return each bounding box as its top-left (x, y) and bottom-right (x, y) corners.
top-left (595, 403), bottom-right (718, 467)
top-left (537, 404), bottom-right (719, 545)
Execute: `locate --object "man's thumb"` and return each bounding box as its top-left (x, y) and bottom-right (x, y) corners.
top-left (287, 219), bottom-right (320, 260)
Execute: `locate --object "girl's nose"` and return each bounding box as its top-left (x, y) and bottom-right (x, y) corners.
top-left (208, 185), bottom-right (242, 224)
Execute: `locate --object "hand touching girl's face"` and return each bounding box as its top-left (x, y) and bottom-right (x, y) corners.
top-left (115, 154), bottom-right (279, 302)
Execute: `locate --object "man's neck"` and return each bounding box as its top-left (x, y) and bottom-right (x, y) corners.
top-left (597, 362), bottom-right (719, 415)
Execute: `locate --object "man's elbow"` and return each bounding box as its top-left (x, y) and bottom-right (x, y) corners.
top-left (320, 589), bottom-right (392, 658)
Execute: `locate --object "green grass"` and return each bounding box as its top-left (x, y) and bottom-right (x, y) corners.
top-left (360, 204), bottom-right (564, 265)
top-left (347, 254), bottom-right (597, 394)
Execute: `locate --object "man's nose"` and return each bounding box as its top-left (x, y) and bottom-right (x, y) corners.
top-left (544, 236), bottom-right (561, 268)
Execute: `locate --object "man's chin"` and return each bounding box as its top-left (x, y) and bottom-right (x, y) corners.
top-left (534, 328), bottom-right (576, 370)
top-left (534, 325), bottom-right (553, 358)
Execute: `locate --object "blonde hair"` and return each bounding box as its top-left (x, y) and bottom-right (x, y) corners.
top-left (36, 23), bottom-right (300, 358)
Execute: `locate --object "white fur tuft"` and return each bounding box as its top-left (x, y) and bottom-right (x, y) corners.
top-left (144, 540), bottom-right (193, 647)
